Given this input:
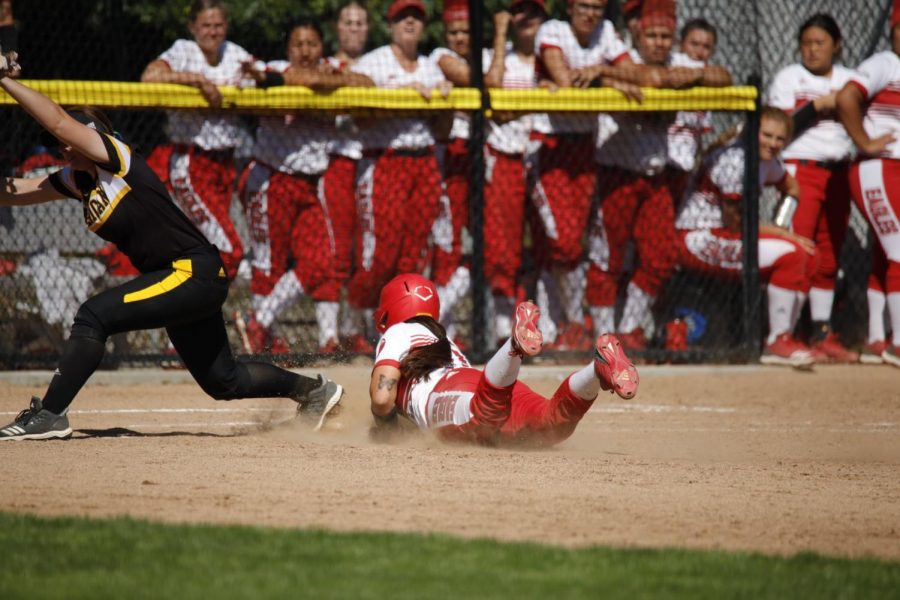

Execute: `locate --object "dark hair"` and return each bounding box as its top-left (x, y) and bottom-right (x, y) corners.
top-left (287, 18), bottom-right (325, 44)
top-left (398, 316), bottom-right (453, 382)
top-left (680, 18), bottom-right (717, 44)
top-left (338, 1), bottom-right (369, 22)
top-left (798, 13), bottom-right (841, 45)
top-left (188, 0), bottom-right (227, 23)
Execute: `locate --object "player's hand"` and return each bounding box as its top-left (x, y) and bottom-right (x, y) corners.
top-left (538, 79), bottom-right (559, 93)
top-left (0, 51), bottom-right (21, 79)
top-left (197, 77), bottom-right (223, 107)
top-left (570, 66), bottom-right (597, 89)
top-left (437, 80), bottom-right (453, 99)
top-left (813, 91), bottom-right (837, 114)
top-left (609, 79), bottom-right (643, 102)
top-left (860, 133), bottom-right (896, 156)
top-left (240, 59), bottom-right (264, 84)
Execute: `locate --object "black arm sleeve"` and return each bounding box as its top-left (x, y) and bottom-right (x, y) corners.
top-left (258, 71), bottom-right (285, 89)
top-left (792, 101), bottom-right (819, 138)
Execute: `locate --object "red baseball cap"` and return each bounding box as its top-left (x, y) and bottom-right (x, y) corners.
top-left (387, 0), bottom-right (426, 21)
top-left (510, 0), bottom-right (546, 11)
top-left (640, 0), bottom-right (675, 31)
top-left (622, 0), bottom-right (642, 17)
top-left (443, 0), bottom-right (468, 23)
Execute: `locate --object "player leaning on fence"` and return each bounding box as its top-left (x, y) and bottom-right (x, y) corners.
top-left (0, 55), bottom-right (344, 441)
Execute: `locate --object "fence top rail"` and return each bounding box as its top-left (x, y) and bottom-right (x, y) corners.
top-left (0, 81), bottom-right (758, 112)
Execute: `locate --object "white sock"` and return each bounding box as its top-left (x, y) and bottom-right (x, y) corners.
top-left (256, 271), bottom-right (304, 329)
top-left (493, 294), bottom-right (514, 340)
top-left (767, 284), bottom-right (795, 344)
top-left (590, 306), bottom-right (615, 338)
top-left (315, 301), bottom-right (340, 347)
top-left (808, 287), bottom-right (834, 323)
top-left (568, 363), bottom-right (600, 401)
top-left (888, 292), bottom-right (900, 347)
top-left (536, 276), bottom-right (558, 343)
top-left (484, 338), bottom-right (521, 388)
top-left (618, 282), bottom-right (652, 334)
top-left (867, 289), bottom-right (886, 344)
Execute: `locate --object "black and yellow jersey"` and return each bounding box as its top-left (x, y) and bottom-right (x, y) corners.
top-left (48, 133), bottom-right (215, 273)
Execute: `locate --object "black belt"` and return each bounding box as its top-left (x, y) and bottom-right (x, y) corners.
top-left (794, 159), bottom-right (848, 172)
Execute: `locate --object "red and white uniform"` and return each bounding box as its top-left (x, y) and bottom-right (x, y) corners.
top-left (529, 20), bottom-right (629, 272)
top-left (238, 59), bottom-right (337, 303)
top-left (484, 44), bottom-right (536, 301)
top-left (675, 141), bottom-right (812, 293)
top-left (769, 63), bottom-right (856, 300)
top-left (375, 322), bottom-right (593, 445)
top-left (847, 50), bottom-right (900, 320)
top-left (587, 50), bottom-right (702, 311)
top-left (145, 39), bottom-right (255, 280)
top-left (428, 47), bottom-right (472, 288)
top-left (347, 46), bottom-right (445, 309)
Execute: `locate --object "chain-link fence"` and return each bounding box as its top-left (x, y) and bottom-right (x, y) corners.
top-left (0, 0), bottom-right (892, 369)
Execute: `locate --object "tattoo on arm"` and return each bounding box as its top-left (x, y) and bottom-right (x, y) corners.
top-left (377, 375), bottom-right (397, 391)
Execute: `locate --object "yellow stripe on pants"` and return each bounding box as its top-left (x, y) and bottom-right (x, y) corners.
top-left (123, 259), bottom-right (193, 303)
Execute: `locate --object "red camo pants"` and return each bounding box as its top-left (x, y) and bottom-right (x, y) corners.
top-left (322, 155), bottom-right (358, 287)
top-left (586, 167), bottom-right (679, 307)
top-left (348, 151), bottom-right (443, 308)
top-left (785, 160), bottom-right (851, 291)
top-left (430, 368), bottom-right (593, 447)
top-left (849, 158), bottom-right (900, 294)
top-left (529, 133), bottom-right (596, 270)
top-left (238, 163), bottom-right (335, 301)
top-left (677, 228), bottom-right (813, 292)
top-left (431, 138), bottom-right (470, 286)
top-left (146, 144), bottom-right (243, 280)
top-left (484, 146), bottom-right (527, 299)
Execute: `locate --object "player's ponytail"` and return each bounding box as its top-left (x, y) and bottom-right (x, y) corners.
top-left (399, 316), bottom-right (453, 382)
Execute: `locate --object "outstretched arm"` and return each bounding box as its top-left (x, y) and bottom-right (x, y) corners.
top-left (837, 82), bottom-right (896, 156)
top-left (0, 71), bottom-right (108, 164)
top-left (141, 59), bottom-right (223, 107)
top-left (369, 364), bottom-right (401, 420)
top-left (1, 175), bottom-right (63, 207)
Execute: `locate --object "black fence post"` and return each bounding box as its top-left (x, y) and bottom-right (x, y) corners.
top-left (467, 0), bottom-right (489, 363)
top-left (742, 75), bottom-right (762, 361)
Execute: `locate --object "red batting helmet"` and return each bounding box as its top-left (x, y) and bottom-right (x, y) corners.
top-left (374, 273), bottom-right (441, 334)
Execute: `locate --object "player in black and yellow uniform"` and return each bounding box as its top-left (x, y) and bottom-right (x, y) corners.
top-left (0, 54), bottom-right (343, 440)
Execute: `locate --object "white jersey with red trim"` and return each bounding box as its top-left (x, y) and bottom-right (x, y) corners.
top-left (676, 139), bottom-right (787, 230)
top-left (534, 19), bottom-right (629, 134)
top-left (768, 63), bottom-right (856, 161)
top-left (596, 50), bottom-right (703, 173)
top-left (251, 60), bottom-right (332, 176)
top-left (321, 56), bottom-right (364, 160)
top-left (373, 322), bottom-right (470, 429)
top-left (157, 39), bottom-right (254, 151)
top-left (352, 45), bottom-right (446, 150)
top-left (431, 47), bottom-right (471, 141)
top-left (849, 50), bottom-right (900, 160)
top-left (485, 44), bottom-right (535, 155)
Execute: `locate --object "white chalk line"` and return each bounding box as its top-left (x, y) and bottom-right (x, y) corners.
top-left (0, 407), bottom-right (296, 416)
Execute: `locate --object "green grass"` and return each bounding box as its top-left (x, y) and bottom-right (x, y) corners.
top-left (0, 512), bottom-right (897, 599)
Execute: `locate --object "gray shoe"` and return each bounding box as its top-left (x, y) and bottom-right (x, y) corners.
top-left (0, 397), bottom-right (72, 441)
top-left (295, 375), bottom-right (344, 431)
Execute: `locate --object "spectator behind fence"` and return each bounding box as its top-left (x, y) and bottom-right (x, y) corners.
top-left (140, 0), bottom-right (251, 281)
top-left (323, 1), bottom-right (375, 354)
top-left (367, 274), bottom-right (638, 447)
top-left (837, 4), bottom-right (900, 369)
top-left (483, 0), bottom-right (543, 345)
top-left (679, 18), bottom-right (716, 63)
top-left (429, 0), bottom-right (474, 345)
top-left (768, 13), bottom-right (859, 363)
top-left (0, 62), bottom-right (344, 441)
top-left (347, 0), bottom-right (449, 337)
top-left (530, 0), bottom-right (651, 351)
top-left (237, 20), bottom-right (373, 355)
top-left (675, 107), bottom-right (818, 367)
top-left (588, 0), bottom-right (732, 352)
top-left (620, 0), bottom-right (642, 50)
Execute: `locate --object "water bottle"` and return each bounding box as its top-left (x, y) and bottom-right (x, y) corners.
top-left (773, 195), bottom-right (798, 229)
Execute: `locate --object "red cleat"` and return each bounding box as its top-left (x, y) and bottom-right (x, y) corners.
top-left (510, 301), bottom-right (543, 357)
top-left (810, 332), bottom-right (860, 363)
top-left (594, 334), bottom-right (639, 399)
top-left (760, 333), bottom-right (814, 368)
top-left (859, 340), bottom-right (886, 365)
top-left (342, 334), bottom-right (374, 354)
top-left (617, 327), bottom-right (647, 352)
top-left (317, 339), bottom-right (341, 355)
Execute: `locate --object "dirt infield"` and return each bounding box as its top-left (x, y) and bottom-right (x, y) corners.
top-left (1, 363), bottom-right (898, 560)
